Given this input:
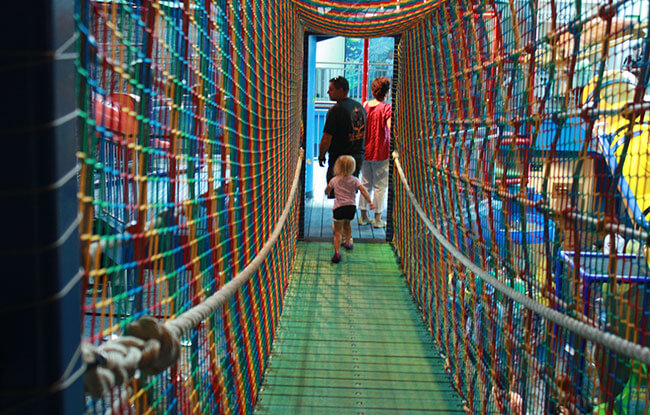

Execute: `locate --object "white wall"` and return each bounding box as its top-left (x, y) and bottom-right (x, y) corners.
top-left (316, 37), bottom-right (345, 63)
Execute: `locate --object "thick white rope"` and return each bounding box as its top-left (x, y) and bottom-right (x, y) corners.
top-left (83, 150), bottom-right (304, 398)
top-left (393, 152), bottom-right (650, 367)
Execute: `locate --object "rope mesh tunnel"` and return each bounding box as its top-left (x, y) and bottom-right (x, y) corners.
top-left (8, 0), bottom-right (650, 413)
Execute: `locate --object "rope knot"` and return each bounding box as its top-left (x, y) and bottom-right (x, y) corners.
top-left (125, 316), bottom-right (181, 376)
top-left (82, 316), bottom-right (180, 398)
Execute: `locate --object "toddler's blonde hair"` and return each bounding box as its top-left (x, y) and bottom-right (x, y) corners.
top-left (334, 155), bottom-right (356, 177)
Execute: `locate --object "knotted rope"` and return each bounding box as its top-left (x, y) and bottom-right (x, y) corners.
top-left (82, 317), bottom-right (180, 397)
top-left (82, 150), bottom-right (304, 398)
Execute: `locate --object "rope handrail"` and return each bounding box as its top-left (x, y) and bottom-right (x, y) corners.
top-left (392, 151), bottom-right (650, 367)
top-left (82, 149), bottom-right (304, 398)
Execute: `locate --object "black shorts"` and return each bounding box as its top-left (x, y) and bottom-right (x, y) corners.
top-left (333, 205), bottom-right (356, 221)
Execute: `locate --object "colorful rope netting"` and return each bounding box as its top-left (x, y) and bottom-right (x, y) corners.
top-left (393, 0), bottom-right (650, 413)
top-left (75, 0), bottom-right (303, 412)
top-left (291, 0), bottom-right (445, 37)
top-left (71, 0), bottom-right (650, 413)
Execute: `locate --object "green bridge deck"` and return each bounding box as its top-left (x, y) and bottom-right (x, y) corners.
top-left (255, 242), bottom-right (464, 414)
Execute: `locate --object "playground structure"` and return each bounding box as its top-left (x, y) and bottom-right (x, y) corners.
top-left (2, 0), bottom-right (650, 414)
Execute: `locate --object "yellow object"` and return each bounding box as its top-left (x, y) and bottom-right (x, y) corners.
top-left (583, 71), bottom-right (650, 269)
top-left (582, 71), bottom-right (650, 228)
top-left (581, 70), bottom-right (636, 114)
top-left (608, 118), bottom-right (650, 225)
top-left (625, 239), bottom-right (642, 255)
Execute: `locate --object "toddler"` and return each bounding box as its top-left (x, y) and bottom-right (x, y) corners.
top-left (325, 155), bottom-right (373, 263)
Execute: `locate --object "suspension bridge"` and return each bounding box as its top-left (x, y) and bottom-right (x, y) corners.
top-left (1, 0), bottom-right (650, 414)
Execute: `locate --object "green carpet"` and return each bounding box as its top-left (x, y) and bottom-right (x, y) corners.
top-left (254, 242), bottom-right (464, 414)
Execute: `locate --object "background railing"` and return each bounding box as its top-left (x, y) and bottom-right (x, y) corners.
top-left (311, 101), bottom-right (333, 157)
top-left (314, 61), bottom-right (393, 101)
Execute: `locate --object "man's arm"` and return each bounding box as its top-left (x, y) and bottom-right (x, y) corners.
top-left (324, 182), bottom-right (333, 197)
top-left (318, 133), bottom-right (332, 167)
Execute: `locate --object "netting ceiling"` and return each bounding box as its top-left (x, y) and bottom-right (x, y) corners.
top-left (291, 0), bottom-right (443, 37)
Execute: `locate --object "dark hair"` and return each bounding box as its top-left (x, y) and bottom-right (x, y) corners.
top-left (329, 76), bottom-right (349, 93)
top-left (371, 77), bottom-right (390, 101)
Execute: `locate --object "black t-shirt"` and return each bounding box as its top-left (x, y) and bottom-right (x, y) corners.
top-left (323, 97), bottom-right (366, 157)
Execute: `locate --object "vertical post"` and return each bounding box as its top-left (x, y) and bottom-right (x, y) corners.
top-left (300, 34), bottom-right (317, 240)
top-left (386, 35), bottom-right (400, 242)
top-left (305, 36), bottom-right (317, 199)
top-left (0, 1), bottom-right (82, 414)
top-left (361, 38), bottom-right (369, 103)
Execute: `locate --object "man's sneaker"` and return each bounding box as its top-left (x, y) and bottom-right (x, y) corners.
top-left (331, 252), bottom-right (342, 263)
top-left (358, 217), bottom-right (369, 225)
top-left (373, 219), bottom-right (386, 228)
top-left (343, 240), bottom-right (354, 251)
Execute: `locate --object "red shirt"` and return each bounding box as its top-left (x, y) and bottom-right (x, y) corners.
top-left (363, 101), bottom-right (391, 161)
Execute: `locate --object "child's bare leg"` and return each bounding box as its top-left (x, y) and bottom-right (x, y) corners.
top-left (344, 220), bottom-right (352, 244)
top-left (333, 220), bottom-right (343, 253)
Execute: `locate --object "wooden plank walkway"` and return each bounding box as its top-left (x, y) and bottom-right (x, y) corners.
top-left (255, 242), bottom-right (463, 414)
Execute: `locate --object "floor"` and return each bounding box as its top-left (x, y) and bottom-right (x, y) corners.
top-left (305, 161), bottom-right (387, 242)
top-left (255, 242), bottom-right (463, 414)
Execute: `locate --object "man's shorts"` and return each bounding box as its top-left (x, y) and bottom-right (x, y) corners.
top-left (333, 205), bottom-right (356, 221)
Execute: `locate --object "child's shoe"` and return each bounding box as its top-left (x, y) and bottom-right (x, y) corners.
top-left (331, 252), bottom-right (342, 263)
top-left (358, 217), bottom-right (368, 225)
top-left (343, 240), bottom-right (354, 251)
top-left (373, 219), bottom-right (386, 228)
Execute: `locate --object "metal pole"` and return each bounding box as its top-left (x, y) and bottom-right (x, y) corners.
top-left (362, 38), bottom-right (369, 103)
top-left (387, 35), bottom-right (400, 242)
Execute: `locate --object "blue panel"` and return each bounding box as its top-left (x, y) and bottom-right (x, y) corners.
top-left (305, 36), bottom-right (317, 197)
top-left (534, 118), bottom-right (589, 152)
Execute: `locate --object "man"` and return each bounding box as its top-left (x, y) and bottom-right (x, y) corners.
top-left (318, 76), bottom-right (366, 197)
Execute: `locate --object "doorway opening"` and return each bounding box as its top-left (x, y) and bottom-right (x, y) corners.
top-left (302, 35), bottom-right (396, 242)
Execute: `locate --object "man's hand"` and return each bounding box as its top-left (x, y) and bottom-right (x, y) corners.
top-left (319, 133), bottom-right (332, 167)
top-left (369, 203), bottom-right (375, 211)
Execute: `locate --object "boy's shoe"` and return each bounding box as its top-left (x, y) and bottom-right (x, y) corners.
top-left (343, 240), bottom-right (354, 251)
top-left (358, 217), bottom-right (369, 225)
top-left (331, 252), bottom-right (342, 263)
top-left (373, 219), bottom-right (386, 228)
